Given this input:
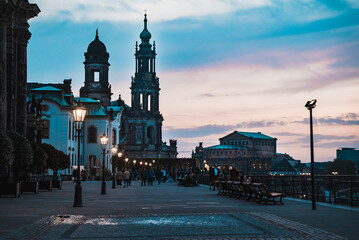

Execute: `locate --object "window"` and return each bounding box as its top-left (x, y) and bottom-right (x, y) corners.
top-left (42, 120), bottom-right (50, 139)
top-left (94, 71), bottom-right (100, 82)
top-left (88, 126), bottom-right (97, 143)
top-left (112, 129), bottom-right (116, 145)
top-left (69, 120), bottom-right (71, 140)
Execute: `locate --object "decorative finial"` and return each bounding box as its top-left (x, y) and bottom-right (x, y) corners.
top-left (96, 28), bottom-right (98, 38)
top-left (135, 41), bottom-right (138, 51)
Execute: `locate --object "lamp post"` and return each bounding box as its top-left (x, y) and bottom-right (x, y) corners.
top-left (100, 133), bottom-right (108, 195)
top-left (305, 99), bottom-right (317, 210)
top-left (73, 103), bottom-right (87, 207)
top-left (111, 146), bottom-right (117, 189)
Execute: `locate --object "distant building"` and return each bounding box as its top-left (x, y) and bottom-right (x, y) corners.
top-left (192, 131), bottom-right (277, 174)
top-left (0, 1), bottom-right (40, 134)
top-left (270, 153), bottom-right (308, 175)
top-left (336, 148), bottom-right (359, 170)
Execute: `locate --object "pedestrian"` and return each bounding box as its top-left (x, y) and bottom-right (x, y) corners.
top-left (148, 168), bottom-right (154, 186)
top-left (209, 164), bottom-right (215, 190)
top-left (116, 170), bottom-right (123, 186)
top-left (140, 169), bottom-right (146, 186)
top-left (123, 169), bottom-right (130, 188)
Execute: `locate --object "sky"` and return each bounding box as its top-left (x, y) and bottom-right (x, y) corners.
top-left (27, 0), bottom-right (359, 162)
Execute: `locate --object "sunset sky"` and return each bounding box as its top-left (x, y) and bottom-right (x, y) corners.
top-left (28, 0), bottom-right (359, 162)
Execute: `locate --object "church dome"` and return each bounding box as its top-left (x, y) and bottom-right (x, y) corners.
top-left (87, 37), bottom-right (107, 55)
top-left (85, 29), bottom-right (109, 64)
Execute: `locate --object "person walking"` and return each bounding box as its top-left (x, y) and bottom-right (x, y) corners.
top-left (123, 169), bottom-right (130, 188)
top-left (141, 169), bottom-right (147, 186)
top-left (116, 170), bottom-right (123, 186)
top-left (209, 164), bottom-right (215, 190)
top-left (148, 168), bottom-right (154, 186)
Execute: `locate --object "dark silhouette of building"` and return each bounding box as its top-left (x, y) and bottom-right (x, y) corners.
top-left (192, 131), bottom-right (277, 174)
top-left (119, 14), bottom-right (177, 159)
top-left (80, 29), bottom-right (112, 106)
top-left (0, 0), bottom-right (40, 134)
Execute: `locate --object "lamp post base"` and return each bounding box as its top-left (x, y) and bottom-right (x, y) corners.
top-left (73, 183), bottom-right (83, 207)
top-left (101, 181), bottom-right (106, 195)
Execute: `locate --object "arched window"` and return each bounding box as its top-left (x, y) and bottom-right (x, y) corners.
top-left (88, 126), bottom-right (97, 143)
top-left (112, 129), bottom-right (116, 145)
top-left (89, 155), bottom-right (97, 166)
top-left (147, 126), bottom-right (154, 143)
top-left (139, 93), bottom-right (143, 109)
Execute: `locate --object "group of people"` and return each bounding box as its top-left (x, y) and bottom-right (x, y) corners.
top-left (208, 164), bottom-right (246, 191)
top-left (72, 168), bottom-right (87, 182)
top-left (114, 167), bottom-right (193, 187)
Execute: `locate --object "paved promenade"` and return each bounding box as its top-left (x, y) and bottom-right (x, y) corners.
top-left (0, 181), bottom-right (358, 239)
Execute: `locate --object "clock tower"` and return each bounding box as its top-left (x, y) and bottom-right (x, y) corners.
top-left (80, 29), bottom-right (111, 106)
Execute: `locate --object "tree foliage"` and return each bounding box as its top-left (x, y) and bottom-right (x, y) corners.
top-left (0, 130), bottom-right (14, 170)
top-left (31, 143), bottom-right (48, 173)
top-left (328, 159), bottom-right (356, 175)
top-left (7, 131), bottom-right (33, 171)
top-left (40, 143), bottom-right (69, 171)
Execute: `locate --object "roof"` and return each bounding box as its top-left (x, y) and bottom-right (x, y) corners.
top-left (31, 86), bottom-right (62, 92)
top-left (74, 97), bottom-right (99, 103)
top-left (204, 145), bottom-right (248, 150)
top-left (220, 131), bottom-right (275, 140)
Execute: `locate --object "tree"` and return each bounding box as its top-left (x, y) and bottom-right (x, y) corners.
top-left (0, 130), bottom-right (14, 171)
top-left (30, 143), bottom-right (48, 174)
top-left (40, 143), bottom-right (69, 172)
top-left (7, 131), bottom-right (33, 181)
top-left (328, 159), bottom-right (356, 175)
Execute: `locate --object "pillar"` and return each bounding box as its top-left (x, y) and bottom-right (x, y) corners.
top-left (0, 18), bottom-right (7, 131)
top-left (16, 25), bottom-right (30, 135)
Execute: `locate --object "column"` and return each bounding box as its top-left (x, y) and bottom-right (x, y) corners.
top-left (0, 19), bottom-right (7, 131)
top-left (16, 25), bottom-right (30, 135)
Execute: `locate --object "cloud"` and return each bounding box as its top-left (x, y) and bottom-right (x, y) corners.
top-left (298, 134), bottom-right (358, 143)
top-left (164, 120), bottom-right (285, 138)
top-left (296, 113), bottom-right (359, 126)
top-left (32, 0), bottom-right (273, 22)
top-left (271, 132), bottom-right (304, 137)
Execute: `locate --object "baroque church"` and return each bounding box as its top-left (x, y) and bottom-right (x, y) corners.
top-left (27, 14), bottom-right (177, 175)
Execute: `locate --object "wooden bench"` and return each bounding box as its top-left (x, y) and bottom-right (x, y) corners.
top-left (257, 184), bottom-right (285, 205)
top-left (176, 178), bottom-right (198, 187)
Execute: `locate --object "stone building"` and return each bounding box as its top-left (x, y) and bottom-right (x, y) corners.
top-left (119, 14), bottom-right (177, 160)
top-left (0, 0), bottom-right (40, 135)
top-left (26, 14), bottom-right (177, 175)
top-left (192, 131), bottom-right (277, 174)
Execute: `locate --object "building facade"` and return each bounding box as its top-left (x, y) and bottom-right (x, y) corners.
top-left (336, 148), bottom-right (359, 171)
top-left (0, 0), bottom-right (40, 134)
top-left (26, 15), bottom-right (177, 175)
top-left (119, 14), bottom-right (177, 159)
top-left (192, 131), bottom-right (277, 174)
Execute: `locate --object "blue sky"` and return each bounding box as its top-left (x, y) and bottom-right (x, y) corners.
top-left (28, 0), bottom-right (359, 162)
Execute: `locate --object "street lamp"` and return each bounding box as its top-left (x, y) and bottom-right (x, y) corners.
top-left (305, 99), bottom-right (317, 210)
top-left (111, 146), bottom-right (117, 189)
top-left (73, 103), bottom-right (86, 208)
top-left (133, 160), bottom-right (137, 165)
top-left (100, 133), bottom-right (108, 195)
top-left (118, 152), bottom-right (123, 158)
top-left (145, 162), bottom-right (148, 166)
top-left (140, 161), bottom-right (143, 165)
top-left (153, 160), bottom-right (155, 163)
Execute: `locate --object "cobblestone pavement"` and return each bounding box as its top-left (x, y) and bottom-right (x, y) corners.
top-left (0, 181), bottom-right (358, 239)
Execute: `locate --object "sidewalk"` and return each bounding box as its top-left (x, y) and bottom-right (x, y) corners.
top-left (0, 181), bottom-right (358, 239)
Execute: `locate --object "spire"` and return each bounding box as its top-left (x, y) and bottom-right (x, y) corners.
top-left (96, 28), bottom-right (99, 39)
top-left (140, 12), bottom-right (151, 43)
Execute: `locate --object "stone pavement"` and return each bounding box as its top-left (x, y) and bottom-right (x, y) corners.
top-left (0, 181), bottom-right (358, 239)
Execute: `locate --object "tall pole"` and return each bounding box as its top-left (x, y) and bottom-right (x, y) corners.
top-left (101, 149), bottom-right (106, 194)
top-left (112, 155), bottom-right (116, 189)
top-left (309, 108), bottom-right (316, 210)
top-left (305, 99), bottom-right (317, 210)
top-left (74, 127), bottom-right (83, 207)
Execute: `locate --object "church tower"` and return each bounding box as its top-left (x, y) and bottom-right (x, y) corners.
top-left (80, 30), bottom-right (111, 106)
top-left (122, 14), bottom-right (166, 158)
